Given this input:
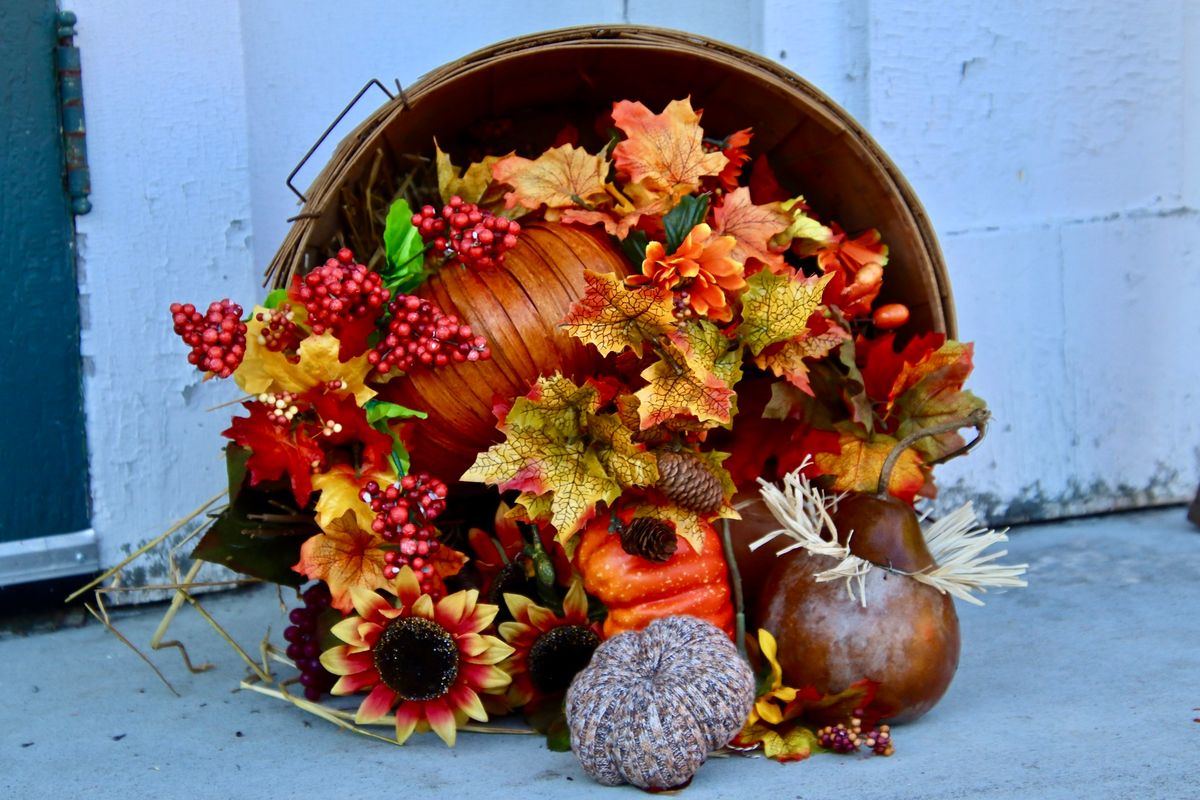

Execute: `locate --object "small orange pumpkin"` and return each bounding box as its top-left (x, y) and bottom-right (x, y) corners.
top-left (575, 512), bottom-right (735, 639)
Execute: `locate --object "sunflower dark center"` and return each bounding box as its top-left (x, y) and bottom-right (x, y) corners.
top-left (373, 616), bottom-right (459, 702)
top-left (527, 624), bottom-right (600, 694)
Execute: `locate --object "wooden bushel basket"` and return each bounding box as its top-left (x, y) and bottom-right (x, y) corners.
top-left (265, 26), bottom-right (956, 479)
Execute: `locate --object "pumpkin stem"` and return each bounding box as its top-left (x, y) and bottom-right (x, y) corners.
top-left (876, 408), bottom-right (991, 498)
top-left (720, 518), bottom-right (747, 660)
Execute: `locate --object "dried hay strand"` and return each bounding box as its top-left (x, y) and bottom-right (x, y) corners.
top-left (752, 458), bottom-right (1028, 607)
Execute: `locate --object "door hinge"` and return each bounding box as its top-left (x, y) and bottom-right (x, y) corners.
top-left (56, 11), bottom-right (91, 215)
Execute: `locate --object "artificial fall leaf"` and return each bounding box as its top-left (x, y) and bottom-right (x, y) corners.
top-left (859, 332), bottom-right (945, 405)
top-left (611, 97), bottom-right (728, 200)
top-left (312, 464), bottom-right (394, 532)
top-left (892, 341), bottom-right (986, 461)
top-left (492, 143), bottom-right (610, 215)
top-left (560, 181), bottom-right (671, 240)
top-left (711, 187), bottom-right (790, 270)
top-left (222, 402), bottom-right (325, 507)
top-left (463, 430), bottom-right (619, 543)
top-left (435, 140), bottom-right (510, 205)
top-left (235, 323), bottom-right (376, 405)
top-left (635, 321), bottom-right (740, 430)
top-left (739, 268), bottom-right (834, 356)
top-left (754, 319), bottom-right (851, 395)
top-left (773, 196), bottom-right (832, 253)
top-left (814, 427), bottom-right (926, 503)
top-left (747, 153), bottom-right (789, 204)
top-left (632, 502), bottom-right (709, 554)
top-left (713, 128), bottom-right (753, 193)
top-left (732, 721), bottom-right (820, 762)
top-left (306, 391), bottom-right (394, 472)
top-left (504, 373), bottom-right (601, 439)
top-left (293, 511), bottom-right (391, 613)
top-left (586, 413), bottom-right (659, 489)
top-left (559, 270), bottom-right (676, 358)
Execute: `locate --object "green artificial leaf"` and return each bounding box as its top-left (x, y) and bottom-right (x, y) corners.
top-left (263, 289), bottom-right (289, 310)
top-left (381, 198), bottom-right (428, 293)
top-left (225, 444), bottom-right (250, 504)
top-left (364, 399), bottom-right (428, 424)
top-left (364, 399), bottom-right (426, 476)
top-left (526, 696), bottom-right (572, 752)
top-left (618, 229), bottom-right (650, 266)
top-left (663, 193), bottom-right (711, 253)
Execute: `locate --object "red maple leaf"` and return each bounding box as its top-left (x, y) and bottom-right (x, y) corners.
top-left (858, 332), bottom-right (945, 405)
top-left (223, 402), bottom-right (325, 506)
top-left (305, 390), bottom-right (393, 471)
top-left (748, 153), bottom-right (790, 204)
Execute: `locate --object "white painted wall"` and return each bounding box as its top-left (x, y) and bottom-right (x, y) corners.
top-left (71, 0), bottom-right (1198, 576)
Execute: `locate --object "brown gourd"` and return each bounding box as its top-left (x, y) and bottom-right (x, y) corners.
top-left (754, 410), bottom-right (989, 723)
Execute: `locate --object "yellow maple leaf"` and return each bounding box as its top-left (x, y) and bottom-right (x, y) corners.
top-left (739, 270), bottom-right (833, 356)
top-left (463, 431), bottom-right (619, 543)
top-left (587, 413), bottom-right (659, 489)
top-left (754, 323), bottom-right (851, 395)
top-left (491, 144), bottom-right (610, 214)
top-left (235, 316), bottom-right (375, 405)
top-left (611, 97), bottom-right (727, 200)
top-left (312, 464), bottom-right (395, 532)
top-left (293, 511), bottom-right (391, 613)
top-left (814, 427), bottom-right (926, 503)
top-left (559, 270), bottom-right (677, 358)
top-left (504, 372), bottom-right (600, 439)
top-left (711, 187), bottom-right (790, 269)
top-left (435, 139), bottom-right (511, 205)
top-left (634, 321), bottom-right (741, 431)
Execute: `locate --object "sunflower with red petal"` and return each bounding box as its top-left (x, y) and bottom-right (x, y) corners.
top-left (498, 580), bottom-right (602, 709)
top-left (319, 566), bottom-right (513, 746)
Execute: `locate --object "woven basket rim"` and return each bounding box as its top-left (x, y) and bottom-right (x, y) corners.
top-left (266, 24), bottom-right (954, 337)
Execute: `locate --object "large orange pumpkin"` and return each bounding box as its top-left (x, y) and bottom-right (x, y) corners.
top-left (379, 222), bottom-right (631, 480)
top-left (574, 512), bottom-right (735, 639)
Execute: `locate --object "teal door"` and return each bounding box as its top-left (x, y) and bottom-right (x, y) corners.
top-left (0, 1), bottom-right (95, 582)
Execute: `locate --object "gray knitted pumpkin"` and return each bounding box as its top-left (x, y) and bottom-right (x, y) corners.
top-left (565, 615), bottom-right (756, 790)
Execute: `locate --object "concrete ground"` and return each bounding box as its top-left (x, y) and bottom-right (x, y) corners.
top-left (2, 508), bottom-right (1197, 799)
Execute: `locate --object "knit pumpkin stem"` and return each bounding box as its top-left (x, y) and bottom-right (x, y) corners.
top-left (720, 517), bottom-right (747, 660)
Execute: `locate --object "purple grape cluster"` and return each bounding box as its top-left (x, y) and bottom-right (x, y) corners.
top-left (283, 582), bottom-right (337, 701)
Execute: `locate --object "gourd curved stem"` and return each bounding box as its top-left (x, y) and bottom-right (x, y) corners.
top-left (876, 408), bottom-right (991, 498)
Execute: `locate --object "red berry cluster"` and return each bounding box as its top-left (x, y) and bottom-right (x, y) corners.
top-left (368, 294), bottom-right (490, 374)
top-left (253, 303), bottom-right (304, 355)
top-left (362, 473), bottom-right (449, 595)
top-left (413, 196), bottom-right (521, 270)
top-left (283, 582), bottom-right (337, 701)
top-left (170, 299), bottom-right (247, 378)
top-left (291, 248), bottom-right (389, 336)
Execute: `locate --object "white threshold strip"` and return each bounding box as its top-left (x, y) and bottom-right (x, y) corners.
top-left (0, 529), bottom-right (99, 587)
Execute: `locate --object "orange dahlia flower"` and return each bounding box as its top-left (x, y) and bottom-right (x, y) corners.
top-left (498, 580), bottom-right (601, 709)
top-left (319, 567), bottom-right (513, 746)
top-left (628, 222), bottom-right (746, 321)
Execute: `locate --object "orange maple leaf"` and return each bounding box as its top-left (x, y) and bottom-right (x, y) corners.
top-left (892, 341), bottom-right (986, 461)
top-left (814, 427), bottom-right (926, 503)
top-left (754, 321), bottom-right (851, 395)
top-left (294, 511), bottom-right (392, 613)
top-left (711, 187), bottom-right (789, 270)
top-left (611, 97), bottom-right (728, 200)
top-left (559, 270), bottom-right (676, 357)
top-left (491, 143), bottom-right (610, 214)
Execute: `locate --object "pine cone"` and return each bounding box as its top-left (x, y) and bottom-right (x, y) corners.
top-left (655, 451), bottom-right (724, 513)
top-left (620, 517), bottom-right (678, 563)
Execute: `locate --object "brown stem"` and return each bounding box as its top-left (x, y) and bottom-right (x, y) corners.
top-left (877, 407), bottom-right (991, 497)
top-left (720, 518), bottom-right (747, 660)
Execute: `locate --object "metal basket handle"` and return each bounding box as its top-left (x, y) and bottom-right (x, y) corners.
top-left (285, 78), bottom-right (396, 203)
